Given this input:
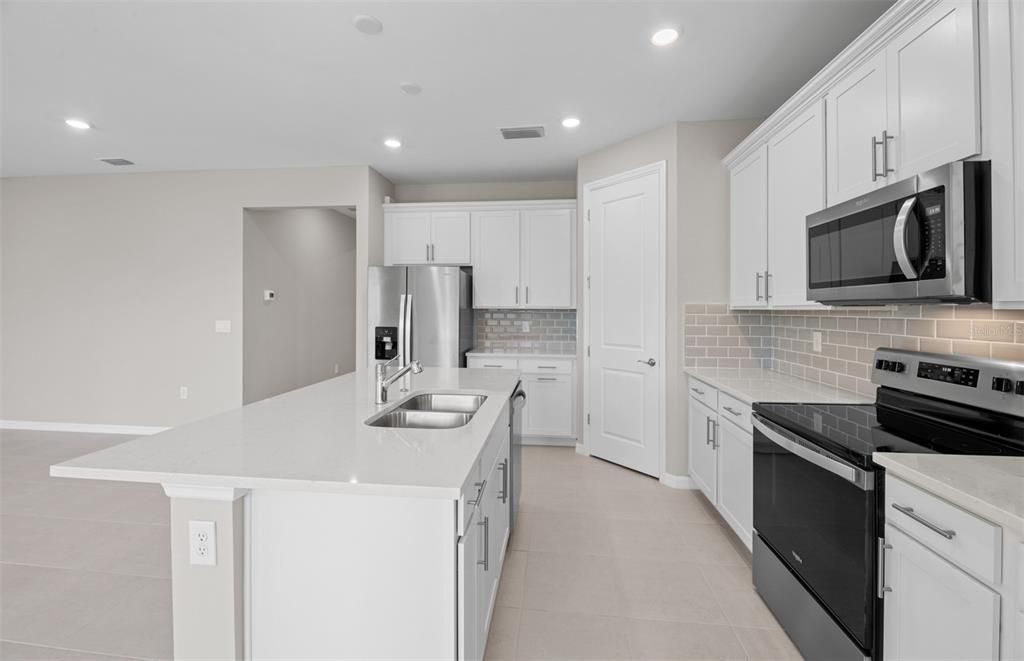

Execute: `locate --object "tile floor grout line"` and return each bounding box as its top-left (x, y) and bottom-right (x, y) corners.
top-left (0, 638), bottom-right (157, 661)
top-left (0, 560), bottom-right (170, 581)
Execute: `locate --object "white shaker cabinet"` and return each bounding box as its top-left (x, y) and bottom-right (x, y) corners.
top-left (472, 211), bottom-right (521, 308)
top-left (729, 145), bottom-right (769, 309)
top-left (522, 373), bottom-right (574, 438)
top-left (386, 212), bottom-right (434, 265)
top-left (716, 416), bottom-right (753, 550)
top-left (687, 396), bottom-right (718, 504)
top-left (385, 211), bottom-right (471, 265)
top-left (826, 51), bottom-right (889, 204)
top-left (882, 523), bottom-right (1000, 661)
top-left (521, 208), bottom-right (575, 308)
top-left (430, 211), bottom-right (473, 265)
top-left (457, 510), bottom-right (482, 661)
top-left (767, 100), bottom-right (826, 308)
top-left (886, 0), bottom-right (980, 180)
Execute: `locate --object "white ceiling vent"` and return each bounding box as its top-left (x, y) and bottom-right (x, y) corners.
top-left (98, 157), bottom-right (135, 166)
top-left (500, 125), bottom-right (545, 140)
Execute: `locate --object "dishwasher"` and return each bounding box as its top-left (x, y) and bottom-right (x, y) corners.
top-left (509, 381), bottom-right (526, 530)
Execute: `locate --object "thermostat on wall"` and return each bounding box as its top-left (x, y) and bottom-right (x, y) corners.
top-left (264, 290), bottom-right (276, 302)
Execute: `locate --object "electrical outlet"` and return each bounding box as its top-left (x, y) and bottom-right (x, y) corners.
top-left (812, 331), bottom-right (823, 353)
top-left (188, 520), bottom-right (217, 566)
top-left (179, 386), bottom-right (189, 400)
top-left (215, 320), bottom-right (231, 334)
top-left (522, 321), bottom-right (530, 333)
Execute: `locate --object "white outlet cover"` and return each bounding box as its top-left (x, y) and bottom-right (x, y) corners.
top-left (522, 321), bottom-right (530, 333)
top-left (812, 331), bottom-right (823, 353)
top-left (215, 320), bottom-right (232, 334)
top-left (188, 520), bottom-right (217, 566)
top-left (179, 386), bottom-right (189, 400)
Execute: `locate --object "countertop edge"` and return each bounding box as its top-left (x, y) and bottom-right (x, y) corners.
top-left (684, 366), bottom-right (870, 406)
top-left (467, 349), bottom-right (577, 359)
top-left (873, 452), bottom-right (1024, 536)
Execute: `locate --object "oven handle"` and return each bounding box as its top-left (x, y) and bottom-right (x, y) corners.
top-left (752, 415), bottom-right (874, 491)
top-left (893, 196), bottom-right (919, 280)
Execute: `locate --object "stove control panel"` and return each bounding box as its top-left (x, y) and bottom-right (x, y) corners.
top-left (872, 348), bottom-right (1024, 415)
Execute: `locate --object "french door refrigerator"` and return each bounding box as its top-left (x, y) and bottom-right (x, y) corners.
top-left (367, 266), bottom-right (473, 368)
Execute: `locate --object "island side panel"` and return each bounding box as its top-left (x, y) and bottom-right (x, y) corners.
top-left (250, 489), bottom-right (457, 659)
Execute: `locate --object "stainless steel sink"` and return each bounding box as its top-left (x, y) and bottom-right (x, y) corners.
top-left (365, 392), bottom-right (488, 429)
top-left (397, 393), bottom-right (487, 414)
top-left (366, 409), bottom-right (474, 429)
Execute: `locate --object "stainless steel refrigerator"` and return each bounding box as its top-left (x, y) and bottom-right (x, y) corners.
top-left (367, 266), bottom-right (474, 368)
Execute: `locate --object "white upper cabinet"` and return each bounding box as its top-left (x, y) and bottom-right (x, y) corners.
top-left (385, 210), bottom-right (471, 265)
top-left (767, 100), bottom-right (826, 308)
top-left (826, 50), bottom-right (889, 204)
top-left (886, 0), bottom-right (980, 179)
top-left (729, 145), bottom-right (769, 309)
top-left (472, 211), bottom-right (521, 308)
top-left (521, 208), bottom-right (575, 308)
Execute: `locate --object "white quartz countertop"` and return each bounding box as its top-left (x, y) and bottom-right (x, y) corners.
top-left (51, 368), bottom-right (521, 499)
top-left (685, 367), bottom-right (872, 405)
top-left (874, 453), bottom-right (1024, 536)
top-left (468, 348), bottom-right (576, 359)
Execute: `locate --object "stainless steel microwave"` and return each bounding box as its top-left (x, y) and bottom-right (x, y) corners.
top-left (806, 161), bottom-right (990, 305)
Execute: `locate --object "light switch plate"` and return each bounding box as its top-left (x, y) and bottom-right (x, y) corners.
top-left (188, 520), bottom-right (217, 566)
top-left (215, 320), bottom-right (231, 334)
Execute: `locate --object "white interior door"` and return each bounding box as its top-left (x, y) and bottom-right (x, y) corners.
top-left (584, 164), bottom-right (664, 477)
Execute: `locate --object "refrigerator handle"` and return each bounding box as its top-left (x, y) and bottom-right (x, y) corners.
top-left (402, 294), bottom-right (413, 366)
top-left (397, 294), bottom-right (409, 368)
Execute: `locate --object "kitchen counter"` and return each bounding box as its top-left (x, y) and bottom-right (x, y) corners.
top-left (873, 453), bottom-right (1024, 536)
top-left (468, 347), bottom-right (576, 358)
top-left (51, 367), bottom-right (521, 499)
top-left (685, 366), bottom-right (872, 405)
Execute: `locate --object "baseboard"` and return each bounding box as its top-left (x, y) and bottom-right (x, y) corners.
top-left (659, 472), bottom-right (697, 490)
top-left (522, 436), bottom-right (576, 447)
top-left (575, 442), bottom-right (590, 456)
top-left (0, 420), bottom-right (170, 436)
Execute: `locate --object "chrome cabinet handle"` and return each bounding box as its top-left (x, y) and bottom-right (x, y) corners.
top-left (537, 377), bottom-right (558, 382)
top-left (467, 480), bottom-right (486, 506)
top-left (515, 286), bottom-right (519, 304)
top-left (426, 243), bottom-right (431, 262)
top-left (755, 272), bottom-right (763, 301)
top-left (537, 365), bottom-right (557, 369)
top-left (893, 197), bottom-right (919, 280)
top-left (877, 537), bottom-right (893, 598)
top-left (526, 286), bottom-right (529, 304)
top-left (764, 271), bottom-right (772, 300)
top-left (891, 504), bottom-right (956, 540)
top-left (637, 358), bottom-right (656, 367)
top-left (882, 130), bottom-right (895, 176)
top-left (691, 387), bottom-right (705, 396)
top-left (498, 460), bottom-right (508, 504)
top-left (872, 135), bottom-right (880, 181)
top-left (705, 417), bottom-right (715, 446)
top-left (722, 406), bottom-right (742, 417)
top-left (483, 364), bottom-right (504, 368)
top-left (478, 516), bottom-right (490, 570)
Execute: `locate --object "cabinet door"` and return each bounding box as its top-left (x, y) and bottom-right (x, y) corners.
top-left (458, 510), bottom-right (481, 661)
top-left (430, 211), bottom-right (472, 265)
top-left (886, 0), bottom-right (980, 180)
top-left (730, 145), bottom-right (769, 308)
top-left (471, 211), bottom-right (520, 308)
top-left (687, 398), bottom-right (718, 503)
top-left (882, 524), bottom-right (1000, 661)
top-left (475, 477), bottom-right (499, 649)
top-left (521, 208), bottom-right (575, 308)
top-left (522, 374), bottom-right (574, 438)
top-left (826, 51), bottom-right (889, 204)
top-left (716, 419), bottom-right (753, 550)
top-left (767, 100), bottom-right (825, 308)
top-left (386, 212), bottom-right (432, 265)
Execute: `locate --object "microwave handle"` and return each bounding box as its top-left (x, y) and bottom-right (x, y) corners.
top-left (893, 197), bottom-right (919, 280)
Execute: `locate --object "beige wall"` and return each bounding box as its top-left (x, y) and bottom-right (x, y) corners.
top-left (1, 166), bottom-right (393, 427)
top-left (394, 179), bottom-right (576, 203)
top-left (576, 120), bottom-right (758, 478)
top-left (242, 207), bottom-right (357, 404)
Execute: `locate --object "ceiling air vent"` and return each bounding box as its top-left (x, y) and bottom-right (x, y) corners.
top-left (98, 158), bottom-right (135, 166)
top-left (500, 125), bottom-right (545, 140)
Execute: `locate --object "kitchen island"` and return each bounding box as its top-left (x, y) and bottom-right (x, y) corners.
top-left (51, 367), bottom-right (521, 661)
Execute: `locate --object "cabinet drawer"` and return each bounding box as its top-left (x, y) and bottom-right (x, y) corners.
top-left (687, 377), bottom-right (718, 410)
top-left (467, 356), bottom-right (518, 370)
top-left (519, 358), bottom-right (573, 374)
top-left (718, 392), bottom-right (752, 433)
top-left (886, 476), bottom-right (1002, 585)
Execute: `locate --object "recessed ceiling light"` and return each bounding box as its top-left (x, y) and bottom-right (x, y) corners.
top-left (399, 82), bottom-right (423, 96)
top-left (651, 28), bottom-right (680, 46)
top-left (353, 15), bottom-right (383, 35)
top-left (561, 117), bottom-right (581, 129)
top-left (65, 118), bottom-right (91, 130)
top-left (384, 137), bottom-right (402, 149)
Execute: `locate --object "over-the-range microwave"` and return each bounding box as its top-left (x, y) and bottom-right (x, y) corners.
top-left (806, 160), bottom-right (990, 305)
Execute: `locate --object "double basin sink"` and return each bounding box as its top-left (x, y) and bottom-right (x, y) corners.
top-left (366, 393), bottom-right (488, 429)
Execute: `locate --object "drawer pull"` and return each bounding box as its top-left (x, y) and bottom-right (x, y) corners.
top-left (892, 503), bottom-right (956, 540)
top-left (537, 377), bottom-right (558, 382)
top-left (691, 387), bottom-right (706, 396)
top-left (722, 406), bottom-right (743, 417)
top-left (537, 365), bottom-right (558, 369)
top-left (483, 364), bottom-right (504, 368)
top-left (467, 480), bottom-right (486, 507)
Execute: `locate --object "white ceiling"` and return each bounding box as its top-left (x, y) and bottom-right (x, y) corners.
top-left (1, 1), bottom-right (891, 183)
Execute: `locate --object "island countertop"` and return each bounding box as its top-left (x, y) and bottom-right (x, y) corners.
top-left (51, 368), bottom-right (522, 499)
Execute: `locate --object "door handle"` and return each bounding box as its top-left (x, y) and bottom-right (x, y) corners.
top-left (877, 537), bottom-right (893, 598)
top-left (637, 358), bottom-right (656, 367)
top-left (515, 286), bottom-right (519, 305)
top-left (891, 504), bottom-right (956, 540)
top-left (706, 417), bottom-right (714, 446)
top-left (526, 286), bottom-right (529, 305)
top-left (755, 272), bottom-right (763, 301)
top-left (498, 459), bottom-right (508, 504)
top-left (477, 516), bottom-right (490, 571)
top-left (882, 130), bottom-right (895, 177)
top-left (872, 134), bottom-right (882, 181)
top-left (426, 243), bottom-right (430, 262)
top-left (764, 271), bottom-right (772, 301)
top-left (893, 197), bottom-right (919, 280)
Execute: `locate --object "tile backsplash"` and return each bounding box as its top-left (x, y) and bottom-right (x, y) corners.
top-left (685, 303), bottom-right (1024, 397)
top-left (474, 309), bottom-right (576, 353)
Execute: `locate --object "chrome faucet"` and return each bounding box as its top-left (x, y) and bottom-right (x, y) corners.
top-left (375, 355), bottom-right (423, 404)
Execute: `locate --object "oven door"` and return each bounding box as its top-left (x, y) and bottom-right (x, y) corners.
top-left (752, 414), bottom-right (877, 651)
top-left (806, 164), bottom-right (962, 304)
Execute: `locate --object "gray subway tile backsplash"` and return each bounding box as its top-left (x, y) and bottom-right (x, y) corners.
top-left (474, 309), bottom-right (577, 353)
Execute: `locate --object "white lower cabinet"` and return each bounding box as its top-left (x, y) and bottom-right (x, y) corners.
top-left (688, 396), bottom-right (718, 503)
top-left (716, 417), bottom-right (753, 550)
top-left (882, 523), bottom-right (1000, 661)
top-left (467, 355), bottom-right (576, 443)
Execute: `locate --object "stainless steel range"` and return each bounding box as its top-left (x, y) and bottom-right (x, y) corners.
top-left (751, 348), bottom-right (1024, 660)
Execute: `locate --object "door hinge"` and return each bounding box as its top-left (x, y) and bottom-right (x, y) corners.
top-left (586, 209), bottom-right (591, 221)
top-left (587, 413), bottom-right (591, 425)
top-left (586, 275), bottom-right (590, 289)
top-left (586, 345), bottom-right (591, 357)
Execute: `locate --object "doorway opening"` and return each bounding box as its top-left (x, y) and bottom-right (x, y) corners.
top-left (242, 206), bottom-right (358, 404)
